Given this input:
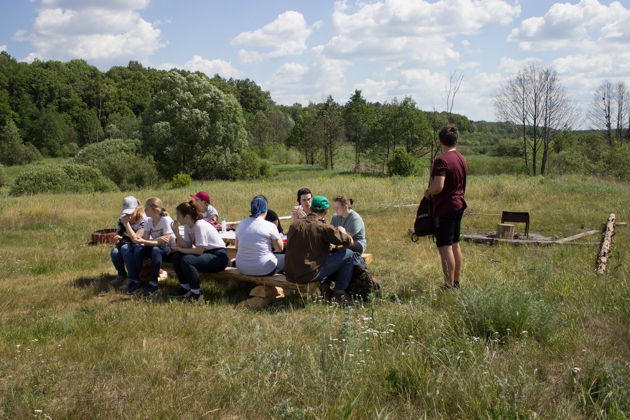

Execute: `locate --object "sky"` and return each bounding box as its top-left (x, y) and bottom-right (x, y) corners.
top-left (1, 0), bottom-right (629, 124)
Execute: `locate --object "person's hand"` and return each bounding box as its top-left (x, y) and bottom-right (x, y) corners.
top-left (337, 226), bottom-right (347, 235)
top-left (121, 214), bottom-right (130, 224)
top-left (424, 189), bottom-right (431, 199)
top-left (171, 220), bottom-right (179, 234)
top-left (157, 236), bottom-right (169, 247)
top-left (114, 234), bottom-right (122, 244)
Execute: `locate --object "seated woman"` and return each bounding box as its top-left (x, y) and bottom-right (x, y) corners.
top-left (124, 197), bottom-right (175, 296)
top-left (331, 195), bottom-right (367, 254)
top-left (110, 196), bottom-right (147, 286)
top-left (265, 208), bottom-right (283, 234)
top-left (170, 201), bottom-right (228, 301)
top-left (235, 196), bottom-right (284, 276)
top-left (291, 187), bottom-right (312, 221)
top-left (190, 191), bottom-right (219, 222)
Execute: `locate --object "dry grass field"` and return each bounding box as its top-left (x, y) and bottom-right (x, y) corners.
top-left (0, 165), bottom-right (628, 419)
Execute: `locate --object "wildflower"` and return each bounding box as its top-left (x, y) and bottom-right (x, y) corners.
top-left (572, 367), bottom-right (581, 374)
top-left (16, 344), bottom-right (21, 348)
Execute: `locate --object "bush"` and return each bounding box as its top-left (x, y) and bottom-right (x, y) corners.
top-left (0, 120), bottom-right (43, 166)
top-left (0, 164), bottom-right (6, 187)
top-left (387, 148), bottom-right (418, 176)
top-left (171, 173), bottom-right (193, 189)
top-left (490, 138), bottom-right (523, 157)
top-left (74, 139), bottom-right (158, 189)
top-left (458, 285), bottom-right (555, 343)
top-left (10, 164), bottom-right (118, 196)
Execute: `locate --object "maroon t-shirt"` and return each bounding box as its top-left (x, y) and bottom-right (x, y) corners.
top-left (430, 150), bottom-right (468, 217)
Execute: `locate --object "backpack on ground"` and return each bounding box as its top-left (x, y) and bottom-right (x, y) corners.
top-left (411, 197), bottom-right (435, 242)
top-left (346, 252), bottom-right (381, 302)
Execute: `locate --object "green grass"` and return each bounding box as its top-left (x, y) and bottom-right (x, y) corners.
top-left (0, 164), bottom-right (628, 419)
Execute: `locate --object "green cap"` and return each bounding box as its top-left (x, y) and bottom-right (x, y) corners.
top-left (311, 195), bottom-right (329, 212)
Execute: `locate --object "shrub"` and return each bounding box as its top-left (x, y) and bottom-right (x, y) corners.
top-left (387, 148), bottom-right (418, 177)
top-left (0, 164), bottom-right (6, 187)
top-left (74, 139), bottom-right (158, 189)
top-left (171, 173), bottom-right (193, 189)
top-left (491, 138), bottom-right (523, 157)
top-left (74, 139), bottom-right (141, 165)
top-left (10, 164), bottom-right (118, 196)
top-left (458, 285), bottom-right (555, 343)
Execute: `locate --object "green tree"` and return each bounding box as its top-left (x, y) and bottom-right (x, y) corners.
top-left (33, 107), bottom-right (73, 156)
top-left (317, 96), bottom-right (345, 169)
top-left (0, 119), bottom-right (42, 165)
top-left (76, 108), bottom-right (103, 145)
top-left (142, 70), bottom-right (250, 179)
top-left (344, 89), bottom-right (374, 171)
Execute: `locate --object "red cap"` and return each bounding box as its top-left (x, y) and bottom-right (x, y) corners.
top-left (191, 191), bottom-right (211, 203)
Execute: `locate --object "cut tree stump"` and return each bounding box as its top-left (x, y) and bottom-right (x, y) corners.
top-left (596, 213), bottom-right (616, 275)
top-left (497, 223), bottom-right (515, 239)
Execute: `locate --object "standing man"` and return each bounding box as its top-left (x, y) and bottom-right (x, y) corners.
top-left (424, 124), bottom-right (468, 289)
top-left (285, 196), bottom-right (355, 300)
top-left (291, 187), bottom-right (312, 221)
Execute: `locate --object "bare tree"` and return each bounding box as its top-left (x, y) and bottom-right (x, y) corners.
top-left (589, 81), bottom-right (614, 145)
top-left (615, 81), bottom-right (628, 143)
top-left (445, 71), bottom-right (464, 114)
top-left (495, 64), bottom-right (575, 175)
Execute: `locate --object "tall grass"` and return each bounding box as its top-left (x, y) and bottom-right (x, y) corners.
top-left (0, 165), bottom-right (628, 418)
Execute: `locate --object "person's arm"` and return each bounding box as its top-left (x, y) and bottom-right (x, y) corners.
top-left (171, 245), bottom-right (204, 255)
top-left (326, 225), bottom-right (354, 247)
top-left (272, 238), bottom-right (284, 253)
top-left (425, 176), bottom-right (445, 197)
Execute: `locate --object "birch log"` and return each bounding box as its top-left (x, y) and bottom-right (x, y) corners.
top-left (596, 213), bottom-right (616, 274)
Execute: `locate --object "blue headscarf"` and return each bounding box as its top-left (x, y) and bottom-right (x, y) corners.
top-left (250, 196), bottom-right (268, 218)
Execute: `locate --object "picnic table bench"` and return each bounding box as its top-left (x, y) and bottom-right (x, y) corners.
top-left (161, 253), bottom-right (373, 308)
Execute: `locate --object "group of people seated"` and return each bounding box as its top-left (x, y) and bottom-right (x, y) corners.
top-left (110, 187), bottom-right (367, 301)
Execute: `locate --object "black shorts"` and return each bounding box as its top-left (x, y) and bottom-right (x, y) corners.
top-left (434, 209), bottom-right (464, 248)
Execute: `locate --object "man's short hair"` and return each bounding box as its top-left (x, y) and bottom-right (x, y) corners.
top-left (438, 124), bottom-right (459, 147)
top-left (296, 187), bottom-right (312, 203)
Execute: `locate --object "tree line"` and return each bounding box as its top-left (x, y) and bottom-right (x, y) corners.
top-left (1, 51), bottom-right (628, 183)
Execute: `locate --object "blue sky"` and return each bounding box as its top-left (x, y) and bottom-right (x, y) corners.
top-left (2, 0), bottom-right (629, 124)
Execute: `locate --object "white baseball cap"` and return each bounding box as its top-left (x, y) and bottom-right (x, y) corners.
top-left (121, 196), bottom-right (139, 214)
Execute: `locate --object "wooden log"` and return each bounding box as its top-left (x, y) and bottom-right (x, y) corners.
top-left (497, 223), bottom-right (515, 239)
top-left (596, 213), bottom-right (616, 275)
top-left (235, 296), bottom-right (273, 309)
top-left (556, 230), bottom-right (600, 244)
top-left (249, 285), bottom-right (285, 299)
top-left (461, 234), bottom-right (599, 247)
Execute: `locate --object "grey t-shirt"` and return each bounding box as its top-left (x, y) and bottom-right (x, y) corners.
top-left (331, 210), bottom-right (366, 251)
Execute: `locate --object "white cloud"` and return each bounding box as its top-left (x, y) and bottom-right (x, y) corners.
top-left (0, 45), bottom-right (7, 53)
top-left (508, 0), bottom-right (630, 51)
top-left (231, 11), bottom-right (314, 61)
top-left (13, 0), bottom-right (162, 67)
top-left (182, 55), bottom-right (242, 79)
top-left (353, 79), bottom-right (399, 103)
top-left (497, 57), bottom-right (541, 74)
top-left (320, 0), bottom-right (520, 65)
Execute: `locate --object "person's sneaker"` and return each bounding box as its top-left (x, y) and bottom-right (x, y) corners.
top-left (110, 275), bottom-right (126, 286)
top-left (440, 283), bottom-right (454, 291)
top-left (124, 280), bottom-right (141, 294)
top-left (331, 290), bottom-right (349, 304)
top-left (453, 281), bottom-right (461, 289)
top-left (184, 292), bottom-right (201, 302)
top-left (170, 287), bottom-right (192, 298)
top-left (141, 284), bottom-right (159, 297)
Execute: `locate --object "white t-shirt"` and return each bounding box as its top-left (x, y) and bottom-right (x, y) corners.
top-left (147, 215), bottom-right (176, 246)
top-left (204, 205), bottom-right (219, 219)
top-left (183, 219), bottom-right (225, 250)
top-left (235, 217), bottom-right (282, 275)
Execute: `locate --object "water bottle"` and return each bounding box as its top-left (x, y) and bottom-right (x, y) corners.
top-left (221, 218), bottom-right (227, 232)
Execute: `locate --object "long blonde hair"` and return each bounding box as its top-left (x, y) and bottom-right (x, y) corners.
top-left (130, 204), bottom-right (145, 224)
top-left (145, 197), bottom-right (169, 217)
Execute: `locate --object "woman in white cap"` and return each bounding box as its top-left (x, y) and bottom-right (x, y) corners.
top-left (110, 196), bottom-right (148, 286)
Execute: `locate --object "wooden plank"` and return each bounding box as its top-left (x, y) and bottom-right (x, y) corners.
top-left (596, 213), bottom-right (616, 275)
top-left (461, 234), bottom-right (599, 247)
top-left (556, 230), bottom-right (600, 244)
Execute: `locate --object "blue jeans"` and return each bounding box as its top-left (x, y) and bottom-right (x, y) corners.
top-left (111, 245), bottom-right (130, 277)
top-left (171, 249), bottom-right (228, 290)
top-left (314, 248), bottom-right (355, 292)
top-left (136, 246), bottom-right (171, 285)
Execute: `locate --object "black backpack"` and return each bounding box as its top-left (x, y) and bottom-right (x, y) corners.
top-left (411, 197), bottom-right (435, 242)
top-left (346, 253), bottom-right (381, 302)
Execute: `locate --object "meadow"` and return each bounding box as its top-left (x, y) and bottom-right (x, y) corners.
top-left (0, 163), bottom-right (628, 419)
